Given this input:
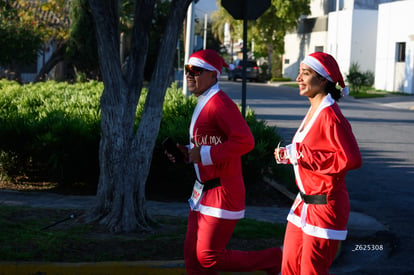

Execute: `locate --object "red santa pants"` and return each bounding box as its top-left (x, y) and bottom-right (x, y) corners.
top-left (184, 209), bottom-right (282, 275)
top-left (281, 221), bottom-right (339, 275)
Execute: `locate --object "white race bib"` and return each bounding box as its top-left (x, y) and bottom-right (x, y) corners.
top-left (188, 180), bottom-right (204, 210)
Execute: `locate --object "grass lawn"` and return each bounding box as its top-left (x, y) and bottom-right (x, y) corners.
top-left (0, 204), bottom-right (285, 262)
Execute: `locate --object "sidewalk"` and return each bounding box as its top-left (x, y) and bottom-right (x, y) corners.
top-left (268, 80), bottom-right (414, 111)
top-left (351, 93), bottom-right (414, 110)
top-left (0, 189), bottom-right (386, 274)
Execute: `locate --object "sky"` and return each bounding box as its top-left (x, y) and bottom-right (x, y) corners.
top-left (194, 0), bottom-right (219, 18)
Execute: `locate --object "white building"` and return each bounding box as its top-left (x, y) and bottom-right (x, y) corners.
top-left (374, 0), bottom-right (414, 94)
top-left (283, 0), bottom-right (413, 94)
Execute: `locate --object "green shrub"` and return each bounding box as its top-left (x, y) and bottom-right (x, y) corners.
top-left (346, 62), bottom-right (375, 94)
top-left (147, 82), bottom-right (197, 200)
top-left (363, 70), bottom-right (375, 87)
top-left (0, 80), bottom-right (101, 192)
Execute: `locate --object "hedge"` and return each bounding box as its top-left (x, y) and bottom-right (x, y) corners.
top-left (0, 80), bottom-right (293, 200)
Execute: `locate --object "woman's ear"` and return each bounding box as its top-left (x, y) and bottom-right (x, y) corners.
top-left (318, 76), bottom-right (328, 92)
top-left (320, 76), bottom-right (328, 86)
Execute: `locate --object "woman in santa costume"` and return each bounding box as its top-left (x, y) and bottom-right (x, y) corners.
top-left (274, 52), bottom-right (362, 275)
top-left (167, 49), bottom-right (282, 274)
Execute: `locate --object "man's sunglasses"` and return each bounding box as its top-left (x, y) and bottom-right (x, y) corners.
top-left (185, 65), bottom-right (206, 77)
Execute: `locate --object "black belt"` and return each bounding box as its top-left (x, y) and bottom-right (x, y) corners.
top-left (201, 178), bottom-right (221, 191)
top-left (300, 191), bottom-right (327, 205)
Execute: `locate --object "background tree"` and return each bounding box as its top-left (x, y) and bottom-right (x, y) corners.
top-left (210, 2), bottom-right (237, 45)
top-left (86, 0), bottom-right (192, 232)
top-left (0, 1), bottom-right (43, 80)
top-left (66, 0), bottom-right (100, 81)
top-left (250, 0), bottom-right (310, 77)
top-left (193, 16), bottom-right (223, 53)
top-left (211, 0), bottom-right (310, 78)
top-left (13, 0), bottom-right (71, 82)
top-left (67, 0), bottom-right (175, 83)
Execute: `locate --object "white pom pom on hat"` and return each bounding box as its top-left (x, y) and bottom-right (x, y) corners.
top-left (302, 52), bottom-right (349, 96)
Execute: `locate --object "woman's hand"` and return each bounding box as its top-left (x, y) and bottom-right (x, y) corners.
top-left (274, 143), bottom-right (289, 164)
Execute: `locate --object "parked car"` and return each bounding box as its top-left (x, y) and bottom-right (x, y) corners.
top-left (228, 59), bottom-right (260, 82)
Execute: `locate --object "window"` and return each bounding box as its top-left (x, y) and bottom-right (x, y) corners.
top-left (396, 42), bottom-right (406, 62)
top-left (315, 46), bottom-right (324, 52)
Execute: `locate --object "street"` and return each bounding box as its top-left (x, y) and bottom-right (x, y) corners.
top-left (220, 78), bottom-right (414, 274)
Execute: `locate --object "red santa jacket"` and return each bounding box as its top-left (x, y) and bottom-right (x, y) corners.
top-left (189, 83), bottom-right (254, 220)
top-left (285, 94), bottom-right (362, 240)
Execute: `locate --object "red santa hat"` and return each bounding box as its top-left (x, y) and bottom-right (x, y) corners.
top-left (302, 52), bottom-right (349, 95)
top-left (187, 49), bottom-right (229, 78)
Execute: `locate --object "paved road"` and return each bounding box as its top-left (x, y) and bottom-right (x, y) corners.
top-left (221, 79), bottom-right (414, 274)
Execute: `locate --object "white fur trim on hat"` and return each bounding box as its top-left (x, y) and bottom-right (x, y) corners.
top-left (188, 57), bottom-right (221, 78)
top-left (303, 52), bottom-right (349, 97)
top-left (302, 55), bottom-right (333, 82)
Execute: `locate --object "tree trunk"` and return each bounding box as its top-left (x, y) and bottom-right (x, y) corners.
top-left (86, 0), bottom-right (191, 233)
top-left (33, 41), bottom-right (68, 82)
top-left (267, 43), bottom-right (273, 78)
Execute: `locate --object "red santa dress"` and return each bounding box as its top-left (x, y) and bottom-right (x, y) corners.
top-left (281, 93), bottom-right (362, 275)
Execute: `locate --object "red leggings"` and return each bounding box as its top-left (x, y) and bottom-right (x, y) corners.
top-left (184, 210), bottom-right (282, 275)
top-left (281, 222), bottom-right (339, 275)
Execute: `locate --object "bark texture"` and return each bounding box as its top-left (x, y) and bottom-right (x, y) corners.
top-left (87, 0), bottom-right (191, 232)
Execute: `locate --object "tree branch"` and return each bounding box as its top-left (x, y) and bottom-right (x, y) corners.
top-left (33, 41), bottom-right (68, 82)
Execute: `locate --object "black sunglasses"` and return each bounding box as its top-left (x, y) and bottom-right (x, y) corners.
top-left (185, 65), bottom-right (206, 77)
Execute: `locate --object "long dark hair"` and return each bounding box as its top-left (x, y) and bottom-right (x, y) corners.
top-left (316, 74), bottom-right (342, 101)
top-left (325, 81), bottom-right (342, 101)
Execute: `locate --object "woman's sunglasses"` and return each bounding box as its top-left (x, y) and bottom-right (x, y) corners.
top-left (185, 65), bottom-right (206, 77)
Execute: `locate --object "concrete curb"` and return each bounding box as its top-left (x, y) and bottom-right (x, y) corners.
top-left (0, 261), bottom-right (270, 274)
top-left (0, 261), bottom-right (186, 275)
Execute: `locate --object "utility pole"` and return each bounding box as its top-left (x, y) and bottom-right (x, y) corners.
top-left (203, 13), bottom-right (208, 50)
top-left (177, 41), bottom-right (181, 71)
top-left (182, 3), bottom-right (194, 96)
top-left (241, 5), bottom-right (248, 118)
top-left (221, 0), bottom-right (270, 117)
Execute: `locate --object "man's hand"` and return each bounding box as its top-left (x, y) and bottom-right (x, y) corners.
top-left (189, 146), bottom-right (201, 163)
top-left (165, 143), bottom-right (190, 163)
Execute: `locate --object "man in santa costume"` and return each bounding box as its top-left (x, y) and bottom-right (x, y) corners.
top-left (275, 52), bottom-right (362, 274)
top-left (168, 49), bottom-right (282, 274)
